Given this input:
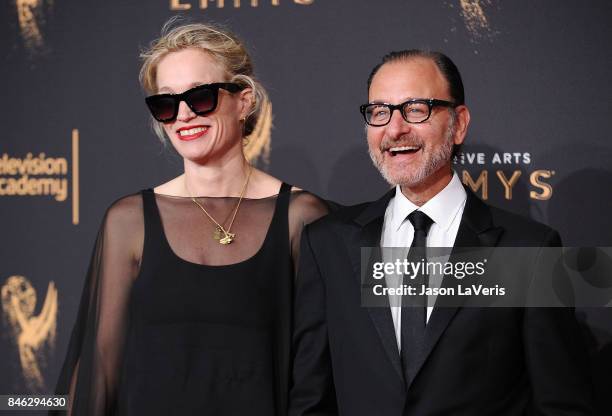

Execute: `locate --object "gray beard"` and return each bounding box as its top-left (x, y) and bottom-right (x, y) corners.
top-left (369, 121), bottom-right (455, 187)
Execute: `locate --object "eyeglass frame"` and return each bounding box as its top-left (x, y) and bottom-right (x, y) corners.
top-left (145, 82), bottom-right (243, 123)
top-left (359, 98), bottom-right (457, 126)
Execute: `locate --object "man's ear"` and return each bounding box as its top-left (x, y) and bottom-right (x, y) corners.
top-left (453, 105), bottom-right (471, 146)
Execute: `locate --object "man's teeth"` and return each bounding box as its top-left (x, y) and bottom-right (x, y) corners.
top-left (178, 127), bottom-right (207, 136)
top-left (389, 145), bottom-right (420, 152)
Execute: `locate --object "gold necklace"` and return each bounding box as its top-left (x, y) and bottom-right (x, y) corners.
top-left (186, 165), bottom-right (252, 245)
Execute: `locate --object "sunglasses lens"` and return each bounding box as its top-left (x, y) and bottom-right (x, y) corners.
top-left (186, 87), bottom-right (216, 114)
top-left (145, 85), bottom-right (222, 122)
top-left (146, 96), bottom-right (176, 122)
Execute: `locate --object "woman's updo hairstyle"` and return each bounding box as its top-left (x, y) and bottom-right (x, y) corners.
top-left (139, 17), bottom-right (270, 148)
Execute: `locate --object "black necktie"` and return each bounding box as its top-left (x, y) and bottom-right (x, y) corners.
top-left (401, 210), bottom-right (434, 386)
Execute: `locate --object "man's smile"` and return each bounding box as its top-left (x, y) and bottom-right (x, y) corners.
top-left (388, 145), bottom-right (422, 156)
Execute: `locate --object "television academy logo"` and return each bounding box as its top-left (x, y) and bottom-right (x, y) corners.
top-left (0, 130), bottom-right (80, 225)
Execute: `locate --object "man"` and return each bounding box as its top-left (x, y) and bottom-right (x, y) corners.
top-left (290, 50), bottom-right (592, 415)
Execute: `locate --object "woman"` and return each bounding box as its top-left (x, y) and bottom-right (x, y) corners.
top-left (54, 20), bottom-right (328, 415)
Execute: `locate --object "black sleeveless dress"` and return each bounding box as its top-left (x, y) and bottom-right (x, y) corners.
top-left (54, 182), bottom-right (329, 416)
top-left (124, 185), bottom-right (293, 415)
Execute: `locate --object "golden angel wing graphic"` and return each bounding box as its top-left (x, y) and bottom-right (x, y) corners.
top-left (15, 0), bottom-right (53, 53)
top-left (1, 276), bottom-right (58, 391)
top-left (459, 0), bottom-right (496, 41)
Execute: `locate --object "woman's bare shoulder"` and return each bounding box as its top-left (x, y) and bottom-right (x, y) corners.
top-left (247, 168), bottom-right (283, 198)
top-left (153, 175), bottom-right (185, 196)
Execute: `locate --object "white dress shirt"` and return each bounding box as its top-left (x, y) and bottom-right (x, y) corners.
top-left (380, 172), bottom-right (467, 351)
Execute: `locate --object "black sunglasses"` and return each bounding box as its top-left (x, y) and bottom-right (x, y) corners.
top-left (145, 82), bottom-right (243, 122)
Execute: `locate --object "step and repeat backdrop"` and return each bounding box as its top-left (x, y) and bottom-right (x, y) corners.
top-left (2, 0), bottom-right (612, 413)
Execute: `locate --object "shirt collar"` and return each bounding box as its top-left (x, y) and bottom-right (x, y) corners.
top-left (390, 172), bottom-right (467, 232)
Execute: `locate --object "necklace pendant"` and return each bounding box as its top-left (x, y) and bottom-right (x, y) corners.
top-left (213, 227), bottom-right (223, 241)
top-left (219, 232), bottom-right (235, 245)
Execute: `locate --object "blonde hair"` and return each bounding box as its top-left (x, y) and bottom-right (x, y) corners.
top-left (139, 17), bottom-right (270, 146)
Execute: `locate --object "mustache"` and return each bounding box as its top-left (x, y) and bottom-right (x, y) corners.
top-left (379, 134), bottom-right (425, 151)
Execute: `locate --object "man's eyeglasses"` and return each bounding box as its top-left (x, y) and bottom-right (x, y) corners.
top-left (360, 98), bottom-right (457, 126)
top-left (145, 83), bottom-right (243, 122)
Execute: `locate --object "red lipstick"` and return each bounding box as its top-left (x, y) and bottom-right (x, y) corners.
top-left (176, 125), bottom-right (209, 141)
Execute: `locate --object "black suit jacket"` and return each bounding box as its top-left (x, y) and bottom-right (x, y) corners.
top-left (290, 189), bottom-right (593, 416)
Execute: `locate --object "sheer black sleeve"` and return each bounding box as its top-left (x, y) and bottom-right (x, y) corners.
top-left (288, 191), bottom-right (331, 274)
top-left (54, 194), bottom-right (143, 415)
top-left (53, 188), bottom-right (328, 415)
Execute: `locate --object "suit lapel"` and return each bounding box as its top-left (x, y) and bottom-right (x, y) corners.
top-left (405, 190), bottom-right (504, 390)
top-left (347, 189), bottom-right (405, 381)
